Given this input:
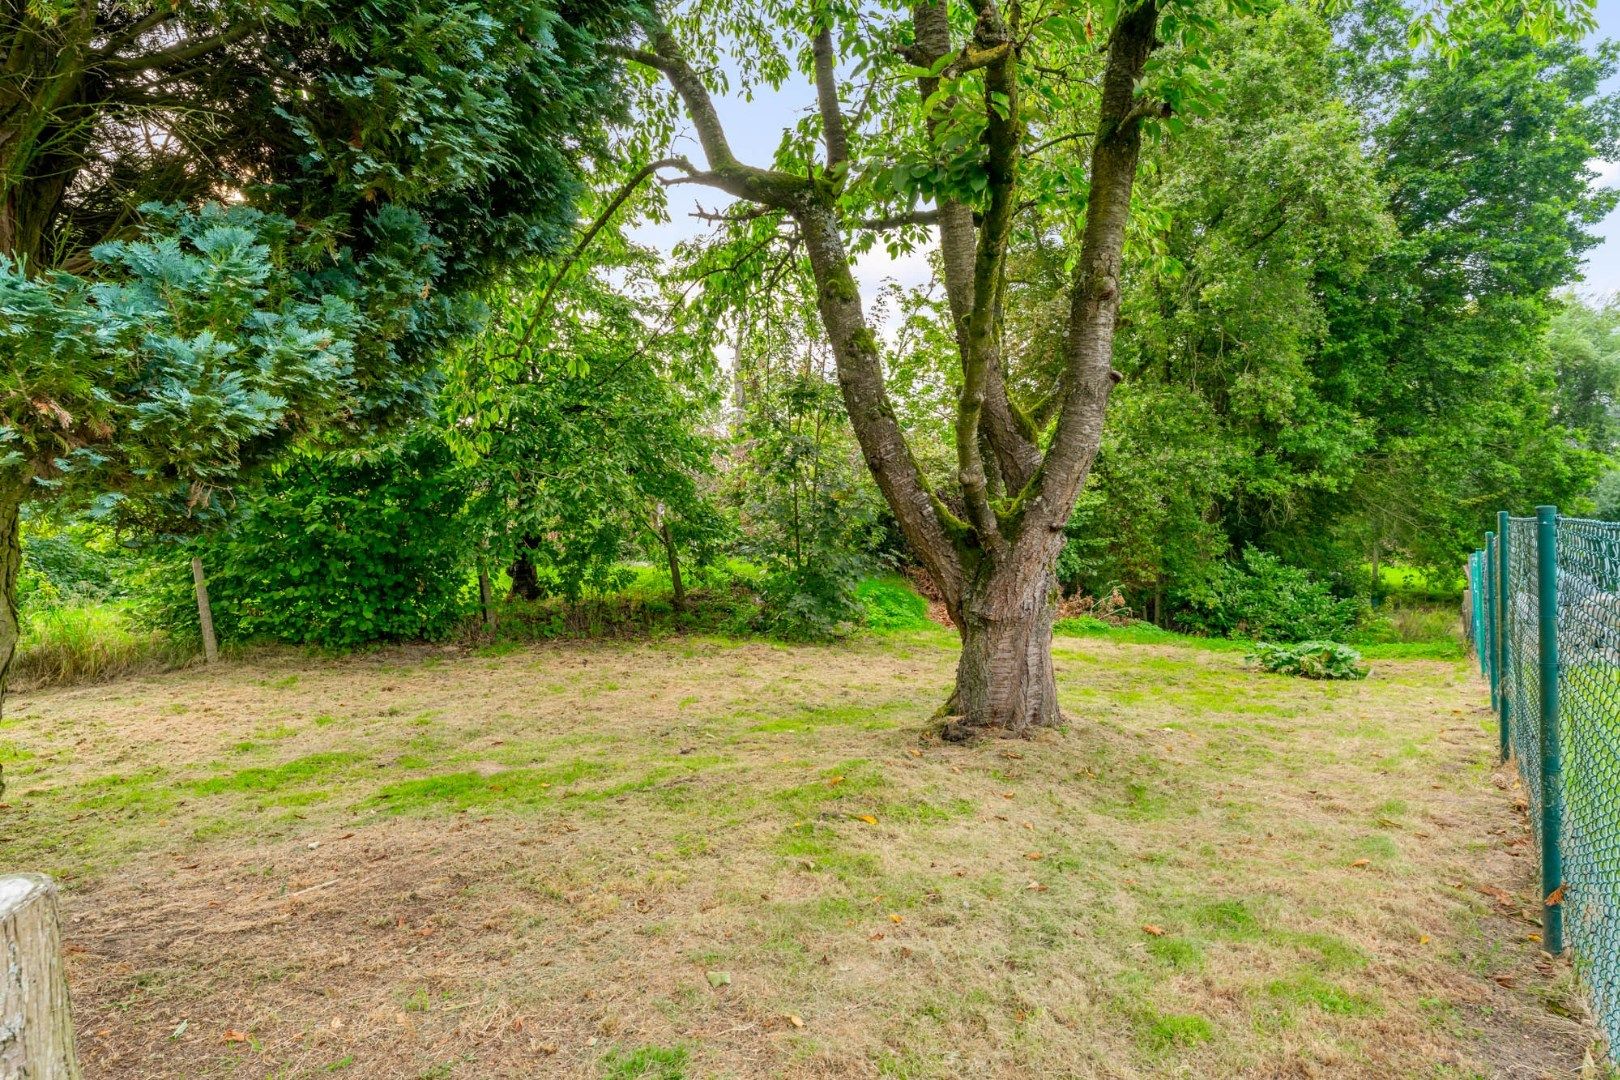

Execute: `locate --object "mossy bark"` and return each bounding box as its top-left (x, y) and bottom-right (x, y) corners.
top-left (0, 489), bottom-right (23, 718)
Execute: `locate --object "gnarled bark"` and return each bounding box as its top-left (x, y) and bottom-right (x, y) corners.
top-left (945, 564), bottom-right (1059, 741)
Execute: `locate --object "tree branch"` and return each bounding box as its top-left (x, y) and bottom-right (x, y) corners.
top-left (506, 156), bottom-right (684, 361)
top-left (812, 21), bottom-right (849, 171)
top-left (853, 207), bottom-right (941, 231)
top-left (89, 8), bottom-right (179, 58)
top-left (96, 23), bottom-right (252, 72)
top-left (1025, 130), bottom-right (1095, 159)
top-left (910, 1), bottom-right (1040, 503)
top-left (609, 29), bottom-right (808, 208)
top-left (1023, 0), bottom-right (1160, 545)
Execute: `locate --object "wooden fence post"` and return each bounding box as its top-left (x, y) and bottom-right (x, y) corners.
top-left (0, 874), bottom-right (80, 1078)
top-left (191, 556), bottom-right (219, 664)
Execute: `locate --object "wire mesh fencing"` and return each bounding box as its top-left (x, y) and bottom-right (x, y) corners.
top-left (1469, 508), bottom-right (1620, 1060)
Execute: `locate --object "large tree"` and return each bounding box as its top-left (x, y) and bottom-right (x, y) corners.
top-left (609, 0), bottom-right (1588, 737)
top-left (0, 0), bottom-right (633, 697)
top-left (1296, 5), bottom-right (1619, 574)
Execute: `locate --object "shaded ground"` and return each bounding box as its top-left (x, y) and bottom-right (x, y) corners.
top-left (0, 629), bottom-right (1602, 1078)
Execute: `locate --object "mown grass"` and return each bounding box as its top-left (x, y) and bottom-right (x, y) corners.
top-left (1055, 613), bottom-right (1466, 660)
top-left (0, 629), bottom-right (1582, 1078)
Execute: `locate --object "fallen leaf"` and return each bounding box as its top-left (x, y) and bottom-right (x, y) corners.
top-left (827, 776), bottom-right (846, 787)
top-left (1349, 858), bottom-right (1371, 868)
top-left (705, 970), bottom-right (731, 989)
top-left (1021, 821), bottom-right (1033, 830)
top-left (1418, 934), bottom-right (1430, 945)
top-left (786, 1014), bottom-right (804, 1028)
top-left (856, 815), bottom-right (878, 825)
top-left (1528, 932), bottom-right (1543, 943)
top-left (868, 931), bottom-right (885, 942)
top-left (1141, 924), bottom-right (1166, 936)
top-left (1025, 881), bottom-right (1049, 892)
top-left (222, 1029), bottom-right (249, 1043)
top-left (889, 913), bottom-right (904, 925)
top-left (906, 749), bottom-right (923, 758)
top-left (1546, 884), bottom-right (1566, 906)
top-left (1024, 852), bottom-right (1044, 861)
top-left (170, 1019), bottom-right (188, 1039)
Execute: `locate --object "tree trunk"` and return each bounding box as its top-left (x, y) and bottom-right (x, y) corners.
top-left (944, 563), bottom-right (1060, 741)
top-left (659, 522), bottom-right (686, 615)
top-left (478, 567), bottom-right (496, 632)
top-left (508, 539), bottom-right (542, 602)
top-left (0, 490), bottom-right (23, 718)
top-left (0, 874), bottom-right (81, 1079)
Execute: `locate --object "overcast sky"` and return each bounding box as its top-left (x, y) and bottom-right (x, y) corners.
top-left (1579, 0), bottom-right (1620, 299)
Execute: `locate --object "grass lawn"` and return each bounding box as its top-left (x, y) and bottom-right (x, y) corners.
top-left (0, 628), bottom-right (1599, 1078)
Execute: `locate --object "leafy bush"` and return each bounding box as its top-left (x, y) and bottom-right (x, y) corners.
top-left (750, 564), bottom-right (866, 642)
top-left (1248, 640), bottom-right (1369, 680)
top-left (1175, 548), bottom-right (1362, 642)
top-left (136, 432), bottom-right (475, 648)
top-left (19, 521), bottom-right (128, 607)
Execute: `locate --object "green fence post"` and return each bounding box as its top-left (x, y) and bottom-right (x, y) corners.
top-left (1485, 533), bottom-right (1497, 699)
top-left (1497, 509), bottom-right (1513, 764)
top-left (1472, 551), bottom-right (1484, 663)
top-left (1535, 506), bottom-right (1565, 954)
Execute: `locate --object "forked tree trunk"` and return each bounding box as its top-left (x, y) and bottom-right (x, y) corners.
top-left (623, 1), bottom-right (1158, 741)
top-left (0, 874), bottom-right (81, 1079)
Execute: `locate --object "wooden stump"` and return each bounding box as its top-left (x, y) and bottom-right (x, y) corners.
top-left (0, 874), bottom-right (80, 1079)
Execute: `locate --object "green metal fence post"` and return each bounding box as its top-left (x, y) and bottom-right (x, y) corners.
top-left (1535, 506), bottom-right (1565, 954)
top-left (1485, 533), bottom-right (1497, 700)
top-left (1497, 509), bottom-right (1513, 763)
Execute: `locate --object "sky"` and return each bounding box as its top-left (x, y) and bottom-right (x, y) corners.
top-left (1580, 0), bottom-right (1620, 299)
top-left (631, 1), bottom-right (1620, 303)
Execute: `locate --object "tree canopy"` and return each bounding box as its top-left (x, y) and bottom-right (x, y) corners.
top-left (0, 0), bottom-right (637, 695)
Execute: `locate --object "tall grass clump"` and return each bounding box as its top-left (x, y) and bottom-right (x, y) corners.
top-left (12, 604), bottom-right (190, 689)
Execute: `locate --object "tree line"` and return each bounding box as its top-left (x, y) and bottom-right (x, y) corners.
top-left (1, 0), bottom-right (1613, 735)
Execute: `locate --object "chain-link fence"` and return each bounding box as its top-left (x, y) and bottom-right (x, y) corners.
top-left (1468, 508), bottom-right (1620, 1060)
